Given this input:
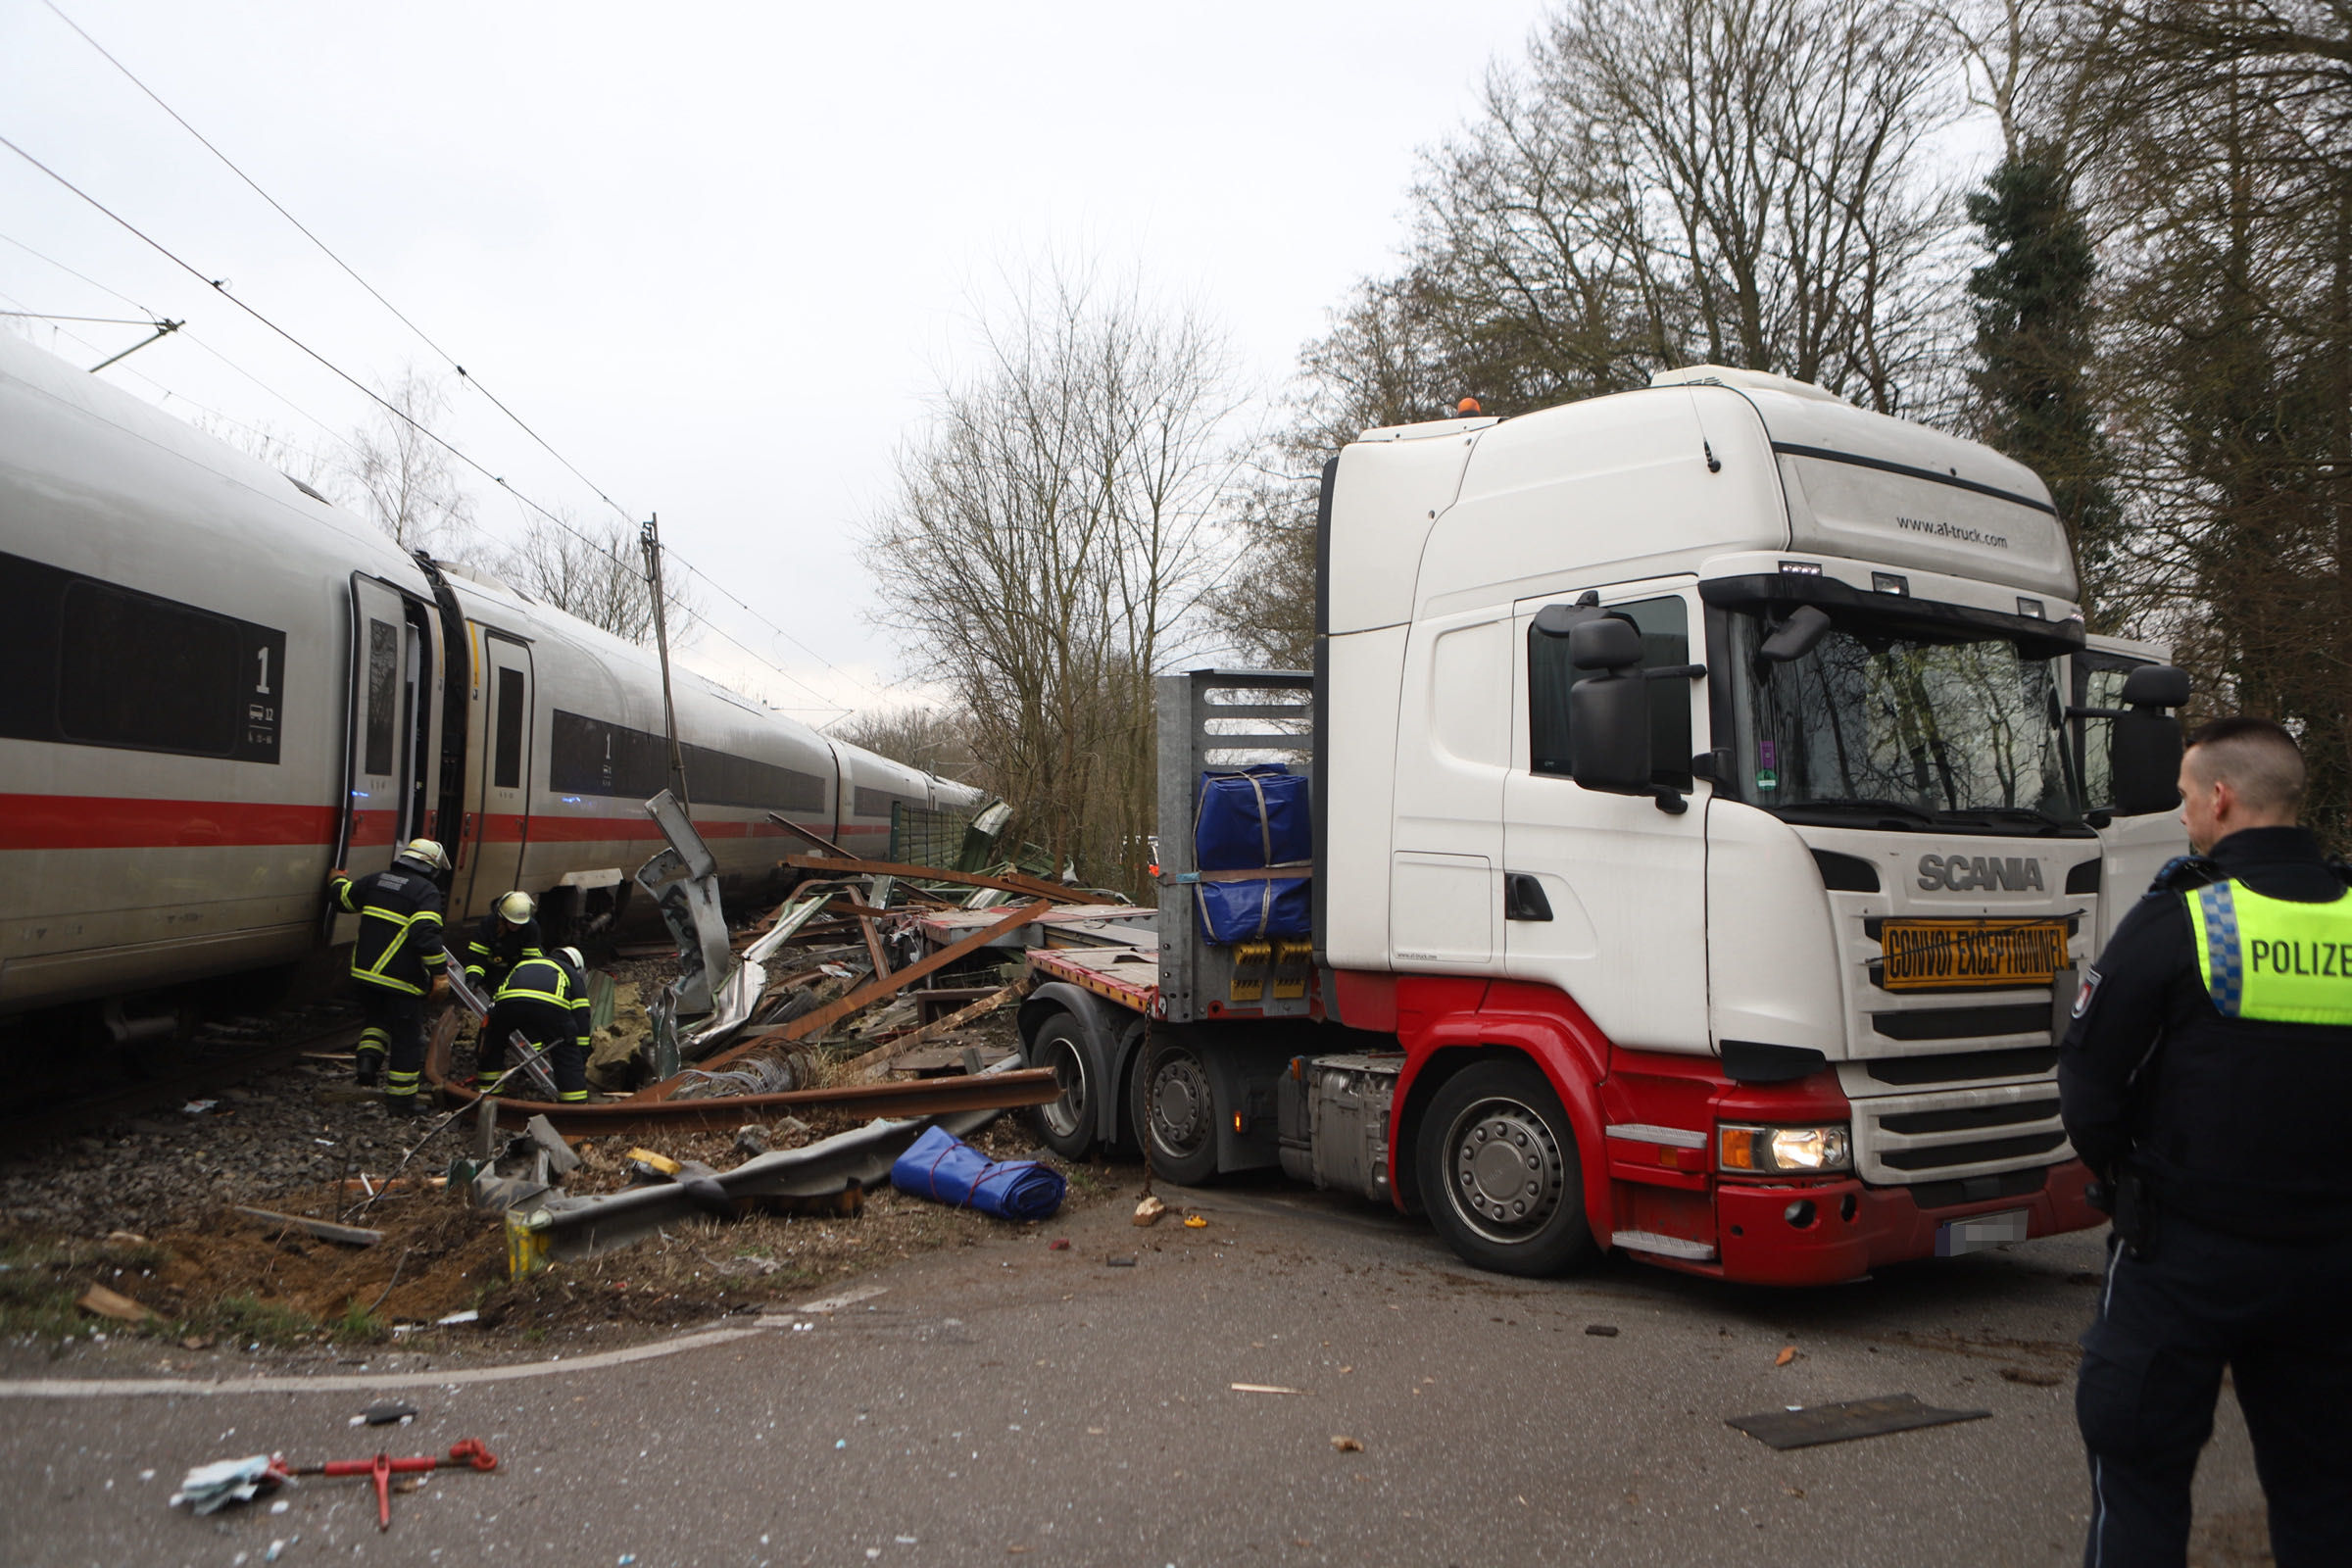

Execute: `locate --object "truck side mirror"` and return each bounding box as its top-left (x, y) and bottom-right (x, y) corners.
top-left (2120, 663), bottom-right (2190, 708)
top-left (2110, 664), bottom-right (2190, 816)
top-left (1757, 605), bottom-right (1832, 664)
top-left (1569, 616), bottom-right (1642, 671)
top-left (1568, 619), bottom-right (1651, 793)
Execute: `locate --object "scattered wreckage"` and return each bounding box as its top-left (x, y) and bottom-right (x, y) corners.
top-left (407, 788), bottom-right (1089, 1275)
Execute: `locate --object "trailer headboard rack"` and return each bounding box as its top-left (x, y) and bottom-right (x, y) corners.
top-left (1154, 668), bottom-right (1315, 1023)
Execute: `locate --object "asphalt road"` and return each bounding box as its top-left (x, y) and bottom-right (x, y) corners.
top-left (1, 1176), bottom-right (2270, 1567)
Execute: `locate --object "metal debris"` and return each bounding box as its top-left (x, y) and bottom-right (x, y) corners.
top-left (1727, 1394), bottom-right (1991, 1450)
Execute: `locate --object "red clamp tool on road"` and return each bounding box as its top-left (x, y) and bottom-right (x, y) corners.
top-left (293, 1439), bottom-right (498, 1530)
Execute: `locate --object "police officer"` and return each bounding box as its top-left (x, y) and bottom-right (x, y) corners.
top-left (2062, 717), bottom-right (2352, 1566)
top-left (463, 891), bottom-right (545, 996)
top-left (326, 839), bottom-right (452, 1116)
top-left (475, 944), bottom-right (592, 1103)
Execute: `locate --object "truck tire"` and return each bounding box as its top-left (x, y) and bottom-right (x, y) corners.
top-left (1025, 1010), bottom-right (1099, 1160)
top-left (1131, 1036), bottom-right (1221, 1186)
top-left (1417, 1059), bottom-right (1594, 1277)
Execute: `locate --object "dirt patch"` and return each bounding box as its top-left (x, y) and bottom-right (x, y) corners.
top-left (3, 1113), bottom-right (1124, 1372)
top-left (2, 932), bottom-right (1122, 1374)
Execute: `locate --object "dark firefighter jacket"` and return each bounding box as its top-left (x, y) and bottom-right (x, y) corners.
top-left (464, 914), bottom-right (546, 989)
top-left (2059, 825), bottom-right (2352, 1240)
top-left (329, 866), bottom-right (449, 996)
top-left (486, 955), bottom-right (592, 1055)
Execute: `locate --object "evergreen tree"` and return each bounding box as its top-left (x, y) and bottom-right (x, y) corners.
top-left (1967, 147), bottom-right (2124, 624)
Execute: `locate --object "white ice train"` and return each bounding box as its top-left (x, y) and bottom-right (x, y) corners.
top-left (0, 332), bottom-right (979, 1027)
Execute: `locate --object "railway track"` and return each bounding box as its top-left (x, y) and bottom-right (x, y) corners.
top-left (0, 1004), bottom-right (365, 1150)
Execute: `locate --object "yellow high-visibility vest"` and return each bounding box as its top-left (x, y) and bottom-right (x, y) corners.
top-left (2184, 878), bottom-right (2352, 1024)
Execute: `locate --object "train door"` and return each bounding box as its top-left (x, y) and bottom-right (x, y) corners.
top-left (460, 632), bottom-right (534, 912)
top-left (329, 575), bottom-right (437, 938)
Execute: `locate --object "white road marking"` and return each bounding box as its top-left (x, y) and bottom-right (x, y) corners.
top-left (0, 1323), bottom-right (768, 1400)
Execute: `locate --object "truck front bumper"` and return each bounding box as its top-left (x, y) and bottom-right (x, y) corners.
top-left (1682, 1159), bottom-right (2107, 1287)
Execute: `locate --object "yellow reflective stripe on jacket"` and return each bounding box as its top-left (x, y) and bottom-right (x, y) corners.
top-left (356, 908), bottom-right (443, 973)
top-left (2184, 878), bottom-right (2352, 1024)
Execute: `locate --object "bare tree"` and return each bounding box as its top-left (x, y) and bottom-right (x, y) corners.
top-left (340, 368), bottom-right (475, 554)
top-left (831, 705), bottom-right (977, 781)
top-left (1397, 0), bottom-right (1970, 416)
top-left (2060, 1), bottom-right (2352, 838)
top-left (1216, 0), bottom-right (1972, 665)
top-left (864, 265), bottom-right (1242, 893)
top-left (188, 412), bottom-right (341, 500)
top-left (495, 511), bottom-right (697, 646)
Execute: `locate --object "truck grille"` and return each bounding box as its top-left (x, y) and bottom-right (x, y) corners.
top-left (1864, 1047), bottom-right (2055, 1086)
top-left (1870, 1004), bottom-right (2050, 1041)
top-left (1848, 1081), bottom-right (2074, 1186)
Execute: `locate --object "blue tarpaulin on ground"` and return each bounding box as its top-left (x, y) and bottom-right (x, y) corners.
top-left (889, 1125), bottom-right (1066, 1222)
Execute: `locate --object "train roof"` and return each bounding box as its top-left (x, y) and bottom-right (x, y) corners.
top-left (0, 331), bottom-right (433, 590)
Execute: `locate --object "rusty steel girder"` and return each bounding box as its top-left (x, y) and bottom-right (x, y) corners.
top-left (431, 1066), bottom-right (1060, 1138)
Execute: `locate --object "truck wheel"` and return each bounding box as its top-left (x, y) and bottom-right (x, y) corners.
top-left (1025, 1011), bottom-right (1098, 1160)
top-left (1132, 1037), bottom-right (1220, 1186)
top-left (1417, 1059), bottom-right (1593, 1277)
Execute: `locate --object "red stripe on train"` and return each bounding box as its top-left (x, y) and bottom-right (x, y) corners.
top-left (0, 793), bottom-right (883, 853)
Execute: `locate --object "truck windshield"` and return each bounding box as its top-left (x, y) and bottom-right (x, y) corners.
top-left (1728, 609), bottom-right (2082, 830)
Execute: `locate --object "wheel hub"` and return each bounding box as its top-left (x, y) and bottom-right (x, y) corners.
top-left (1149, 1054), bottom-right (1212, 1153)
top-left (1449, 1099), bottom-right (1565, 1240)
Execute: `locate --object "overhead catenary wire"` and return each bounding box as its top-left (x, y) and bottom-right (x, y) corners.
top-left (41, 0), bottom-right (637, 528)
top-left (2, 228), bottom-right (362, 465)
top-left (0, 227), bottom-right (156, 315)
top-left (0, 130), bottom-right (855, 718)
top-left (0, 309), bottom-right (162, 324)
top-left (31, 9), bottom-right (895, 718)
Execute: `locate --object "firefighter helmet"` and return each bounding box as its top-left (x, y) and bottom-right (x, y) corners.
top-left (495, 891), bottom-right (536, 925)
top-left (558, 946), bottom-right (584, 970)
top-left (395, 838), bottom-right (449, 874)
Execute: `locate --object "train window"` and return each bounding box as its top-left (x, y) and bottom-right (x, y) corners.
top-left (58, 579), bottom-right (241, 757)
top-left (0, 552), bottom-right (283, 762)
top-left (364, 619), bottom-right (399, 776)
top-left (494, 667), bottom-right (525, 790)
top-left (548, 708), bottom-right (825, 809)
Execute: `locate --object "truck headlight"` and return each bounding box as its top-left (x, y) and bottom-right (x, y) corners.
top-left (1719, 1123), bottom-right (1852, 1175)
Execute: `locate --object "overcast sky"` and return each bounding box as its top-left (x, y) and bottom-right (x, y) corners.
top-left (0, 1), bottom-right (1553, 722)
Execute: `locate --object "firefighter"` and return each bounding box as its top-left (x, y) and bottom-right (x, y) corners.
top-left (325, 839), bottom-right (451, 1116)
top-left (2062, 716), bottom-right (2352, 1566)
top-left (463, 891), bottom-right (545, 996)
top-left (476, 944), bottom-right (593, 1103)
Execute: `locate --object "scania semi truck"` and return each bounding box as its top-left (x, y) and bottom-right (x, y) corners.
top-left (1013, 365), bottom-right (2189, 1285)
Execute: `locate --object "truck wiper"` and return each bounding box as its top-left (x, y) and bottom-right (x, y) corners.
top-left (1783, 796), bottom-right (1939, 827)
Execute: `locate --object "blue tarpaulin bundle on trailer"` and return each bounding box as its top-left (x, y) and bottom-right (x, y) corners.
top-left (889, 1125), bottom-right (1066, 1221)
top-left (1193, 765), bottom-right (1312, 942)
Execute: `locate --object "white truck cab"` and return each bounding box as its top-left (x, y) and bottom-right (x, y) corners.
top-left (1022, 365), bottom-right (2189, 1285)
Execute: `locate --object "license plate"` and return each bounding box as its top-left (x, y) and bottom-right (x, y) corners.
top-left (1936, 1208), bottom-right (2029, 1256)
top-left (1879, 919), bottom-right (2068, 992)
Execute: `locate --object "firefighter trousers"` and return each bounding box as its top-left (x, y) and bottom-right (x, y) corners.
top-left (2077, 1211), bottom-right (2352, 1567)
top-left (353, 985), bottom-right (426, 1105)
top-left (476, 1031), bottom-right (587, 1102)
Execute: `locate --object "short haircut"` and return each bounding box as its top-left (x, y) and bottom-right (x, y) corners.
top-left (2185, 716), bottom-right (2305, 816)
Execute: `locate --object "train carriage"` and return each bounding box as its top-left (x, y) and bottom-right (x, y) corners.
top-left (0, 332), bottom-right (978, 1026)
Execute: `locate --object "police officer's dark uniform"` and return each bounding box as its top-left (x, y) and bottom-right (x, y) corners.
top-left (2061, 824), bottom-right (2352, 1565)
top-left (326, 843), bottom-right (451, 1114)
top-left (476, 950), bottom-right (592, 1103)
